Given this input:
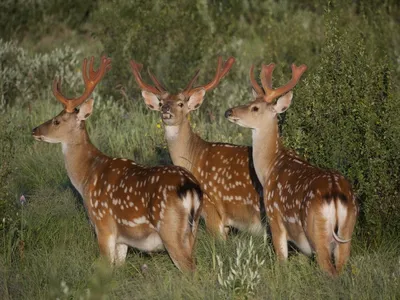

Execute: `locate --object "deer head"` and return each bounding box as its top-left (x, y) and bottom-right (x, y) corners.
top-left (32, 56), bottom-right (111, 143)
top-left (225, 63), bottom-right (307, 129)
top-left (130, 56), bottom-right (235, 126)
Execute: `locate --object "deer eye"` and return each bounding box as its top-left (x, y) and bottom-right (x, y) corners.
top-left (52, 119), bottom-right (60, 126)
top-left (251, 106), bottom-right (259, 112)
top-left (178, 102), bottom-right (184, 108)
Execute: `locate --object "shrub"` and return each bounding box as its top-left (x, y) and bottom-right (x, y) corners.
top-left (0, 39), bottom-right (106, 110)
top-left (217, 237), bottom-right (265, 298)
top-left (0, 0), bottom-right (97, 41)
top-left (282, 2), bottom-right (400, 240)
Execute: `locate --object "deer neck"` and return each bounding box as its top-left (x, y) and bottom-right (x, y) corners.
top-left (61, 129), bottom-right (102, 197)
top-left (164, 117), bottom-right (206, 172)
top-left (251, 120), bottom-right (282, 185)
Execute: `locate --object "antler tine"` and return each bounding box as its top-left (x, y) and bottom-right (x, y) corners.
top-left (260, 63), bottom-right (276, 97)
top-left (52, 56), bottom-right (112, 112)
top-left (130, 59), bottom-right (160, 95)
top-left (88, 56), bottom-right (95, 80)
top-left (96, 56), bottom-right (112, 81)
top-left (196, 56), bottom-right (222, 92)
top-left (182, 69), bottom-right (200, 94)
top-left (219, 56), bottom-right (235, 79)
top-left (264, 63), bottom-right (307, 103)
top-left (52, 77), bottom-right (69, 107)
top-left (186, 56), bottom-right (234, 96)
top-left (86, 56), bottom-right (112, 84)
top-left (147, 67), bottom-right (167, 93)
top-left (250, 65), bottom-right (264, 96)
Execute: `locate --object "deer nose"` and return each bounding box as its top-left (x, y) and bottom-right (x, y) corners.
top-left (32, 127), bottom-right (38, 135)
top-left (224, 109), bottom-right (233, 118)
top-left (161, 104), bottom-right (170, 114)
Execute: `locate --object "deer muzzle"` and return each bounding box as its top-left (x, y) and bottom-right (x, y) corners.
top-left (32, 127), bottom-right (43, 141)
top-left (224, 108), bottom-right (240, 123)
top-left (161, 104), bottom-right (174, 119)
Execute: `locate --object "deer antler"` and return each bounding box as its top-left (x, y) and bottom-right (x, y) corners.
top-left (130, 59), bottom-right (163, 95)
top-left (183, 56), bottom-right (235, 97)
top-left (249, 65), bottom-right (264, 96)
top-left (182, 69), bottom-right (200, 92)
top-left (147, 67), bottom-right (167, 93)
top-left (53, 56), bottom-right (111, 112)
top-left (251, 63), bottom-right (307, 103)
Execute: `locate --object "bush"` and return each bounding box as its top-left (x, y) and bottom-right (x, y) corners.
top-left (0, 39), bottom-right (101, 110)
top-left (0, 0), bottom-right (97, 41)
top-left (282, 3), bottom-right (400, 240)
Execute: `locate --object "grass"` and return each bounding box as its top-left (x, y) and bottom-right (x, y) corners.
top-left (1, 98), bottom-right (399, 300)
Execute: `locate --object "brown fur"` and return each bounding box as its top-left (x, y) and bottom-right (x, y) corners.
top-left (226, 66), bottom-right (358, 276)
top-left (32, 101), bottom-right (203, 273)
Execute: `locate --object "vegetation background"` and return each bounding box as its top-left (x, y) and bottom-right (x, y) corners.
top-left (0, 0), bottom-right (399, 298)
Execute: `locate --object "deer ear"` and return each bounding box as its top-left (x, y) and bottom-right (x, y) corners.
top-left (187, 89), bottom-right (206, 111)
top-left (77, 98), bottom-right (94, 121)
top-left (142, 91), bottom-right (161, 111)
top-left (273, 91), bottom-right (293, 114)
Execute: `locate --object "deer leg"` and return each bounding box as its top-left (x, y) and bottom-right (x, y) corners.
top-left (201, 198), bottom-right (226, 240)
top-left (115, 243), bottom-right (128, 266)
top-left (312, 214), bottom-right (337, 276)
top-left (334, 218), bottom-right (356, 273)
top-left (159, 203), bottom-right (196, 272)
top-left (189, 201), bottom-right (202, 251)
top-left (97, 231), bottom-right (117, 264)
top-left (269, 216), bottom-right (288, 261)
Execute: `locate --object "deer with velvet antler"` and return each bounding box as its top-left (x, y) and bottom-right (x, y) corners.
top-left (129, 57), bottom-right (264, 239)
top-left (225, 62), bottom-right (358, 276)
top-left (32, 56), bottom-right (203, 272)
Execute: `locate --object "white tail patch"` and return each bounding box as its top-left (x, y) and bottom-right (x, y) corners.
top-left (321, 201), bottom-right (336, 232)
top-left (333, 199), bottom-right (351, 243)
top-left (336, 200), bottom-right (348, 230)
top-left (193, 190), bottom-right (201, 213)
top-left (322, 199), bottom-right (352, 244)
top-left (182, 191), bottom-right (193, 213)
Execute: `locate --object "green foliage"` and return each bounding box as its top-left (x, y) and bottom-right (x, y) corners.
top-left (282, 2), bottom-right (400, 240)
top-left (93, 0), bottom-right (217, 98)
top-left (0, 39), bottom-right (82, 109)
top-left (217, 236), bottom-right (266, 298)
top-left (0, 0), bottom-right (97, 41)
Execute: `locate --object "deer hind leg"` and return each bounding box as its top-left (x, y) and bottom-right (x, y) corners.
top-left (311, 203), bottom-right (337, 276)
top-left (159, 200), bottom-right (196, 272)
top-left (115, 243), bottom-right (128, 266)
top-left (96, 230), bottom-right (117, 264)
top-left (334, 201), bottom-right (356, 273)
top-left (188, 195), bottom-right (202, 251)
top-left (201, 196), bottom-right (226, 240)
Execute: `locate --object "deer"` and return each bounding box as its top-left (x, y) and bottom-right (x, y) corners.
top-left (130, 57), bottom-right (264, 239)
top-left (31, 56), bottom-right (203, 273)
top-left (224, 62), bottom-right (358, 276)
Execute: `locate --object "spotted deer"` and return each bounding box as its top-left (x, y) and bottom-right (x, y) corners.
top-left (130, 57), bottom-right (264, 239)
top-left (32, 56), bottom-right (203, 272)
top-left (225, 63), bottom-right (358, 276)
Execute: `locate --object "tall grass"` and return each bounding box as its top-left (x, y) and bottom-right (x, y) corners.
top-left (1, 98), bottom-right (399, 299)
